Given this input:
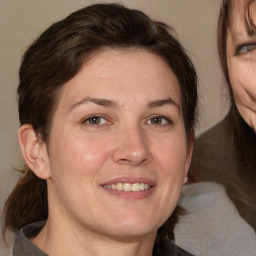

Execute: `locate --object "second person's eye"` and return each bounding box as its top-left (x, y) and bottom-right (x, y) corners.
top-left (237, 43), bottom-right (256, 54)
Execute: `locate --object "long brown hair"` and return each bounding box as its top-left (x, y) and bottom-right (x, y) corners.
top-left (3, 3), bottom-right (198, 245)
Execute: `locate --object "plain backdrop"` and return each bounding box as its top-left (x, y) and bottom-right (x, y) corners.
top-left (0, 0), bottom-right (224, 253)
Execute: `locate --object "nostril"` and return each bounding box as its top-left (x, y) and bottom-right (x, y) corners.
top-left (117, 157), bottom-right (149, 166)
top-left (118, 158), bottom-right (133, 164)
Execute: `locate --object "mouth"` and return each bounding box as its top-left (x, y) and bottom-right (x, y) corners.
top-left (103, 182), bottom-right (152, 192)
top-left (101, 178), bottom-right (156, 200)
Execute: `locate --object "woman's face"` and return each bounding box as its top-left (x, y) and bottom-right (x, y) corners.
top-left (43, 49), bottom-right (192, 240)
top-left (226, 0), bottom-right (256, 130)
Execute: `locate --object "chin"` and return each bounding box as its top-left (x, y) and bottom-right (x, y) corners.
top-left (107, 227), bottom-right (157, 241)
top-left (104, 215), bottom-right (161, 239)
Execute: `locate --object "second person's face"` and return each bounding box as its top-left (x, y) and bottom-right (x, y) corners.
top-left (226, 0), bottom-right (256, 131)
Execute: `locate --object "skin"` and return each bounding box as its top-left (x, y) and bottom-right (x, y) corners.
top-left (226, 0), bottom-right (256, 131)
top-left (19, 49), bottom-right (193, 256)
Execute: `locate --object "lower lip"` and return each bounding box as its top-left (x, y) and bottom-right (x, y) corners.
top-left (102, 187), bottom-right (155, 200)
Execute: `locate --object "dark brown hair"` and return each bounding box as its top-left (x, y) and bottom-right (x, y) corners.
top-left (217, 0), bottom-right (256, 186)
top-left (3, 3), bottom-right (198, 246)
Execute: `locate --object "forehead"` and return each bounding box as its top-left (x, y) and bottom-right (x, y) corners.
top-left (81, 48), bottom-right (178, 89)
top-left (226, 0), bottom-right (256, 43)
top-left (229, 0), bottom-right (256, 29)
top-left (229, 0), bottom-right (246, 26)
top-left (57, 48), bottom-right (182, 107)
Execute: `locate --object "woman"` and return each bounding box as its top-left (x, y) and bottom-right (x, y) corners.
top-left (175, 0), bottom-right (256, 255)
top-left (191, 0), bottom-right (256, 232)
top-left (2, 3), bottom-right (198, 256)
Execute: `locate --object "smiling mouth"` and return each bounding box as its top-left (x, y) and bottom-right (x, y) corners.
top-left (103, 182), bottom-right (151, 192)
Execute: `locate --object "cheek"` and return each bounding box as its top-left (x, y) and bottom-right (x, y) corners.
top-left (154, 132), bottom-right (188, 220)
top-left (228, 63), bottom-right (244, 99)
top-left (49, 131), bottom-right (112, 181)
top-left (229, 60), bottom-right (256, 102)
top-left (228, 60), bottom-right (256, 129)
top-left (153, 130), bottom-right (188, 176)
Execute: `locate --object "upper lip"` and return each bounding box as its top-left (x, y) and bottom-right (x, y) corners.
top-left (100, 176), bottom-right (156, 187)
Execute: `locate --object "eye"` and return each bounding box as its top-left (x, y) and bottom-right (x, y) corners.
top-left (147, 116), bottom-right (172, 125)
top-left (237, 43), bottom-right (256, 54)
top-left (83, 116), bottom-right (108, 126)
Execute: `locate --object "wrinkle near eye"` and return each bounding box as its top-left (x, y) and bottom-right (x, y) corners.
top-left (237, 43), bottom-right (256, 54)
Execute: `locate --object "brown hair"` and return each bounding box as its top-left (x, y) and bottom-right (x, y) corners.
top-left (3, 3), bottom-right (198, 245)
top-left (217, 0), bottom-right (256, 189)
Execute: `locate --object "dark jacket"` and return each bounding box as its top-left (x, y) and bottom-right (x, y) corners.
top-left (13, 221), bottom-right (193, 256)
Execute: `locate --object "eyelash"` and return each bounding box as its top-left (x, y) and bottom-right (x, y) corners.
top-left (81, 115), bottom-right (173, 127)
top-left (236, 43), bottom-right (256, 55)
top-left (146, 115), bottom-right (173, 126)
top-left (81, 115), bottom-right (109, 127)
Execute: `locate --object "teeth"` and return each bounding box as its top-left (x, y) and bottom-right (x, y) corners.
top-left (116, 183), bottom-right (123, 191)
top-left (132, 183), bottom-right (140, 191)
top-left (103, 182), bottom-right (151, 191)
top-left (124, 183), bottom-right (132, 191)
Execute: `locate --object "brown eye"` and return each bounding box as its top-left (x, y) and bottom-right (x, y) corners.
top-left (84, 116), bottom-right (107, 125)
top-left (147, 116), bottom-right (171, 125)
top-left (151, 116), bottom-right (163, 124)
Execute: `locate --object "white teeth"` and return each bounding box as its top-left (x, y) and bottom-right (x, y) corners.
top-left (104, 182), bottom-right (151, 191)
top-left (116, 183), bottom-right (123, 191)
top-left (132, 183), bottom-right (140, 191)
top-left (124, 183), bottom-right (132, 191)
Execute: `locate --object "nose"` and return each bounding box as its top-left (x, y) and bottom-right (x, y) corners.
top-left (112, 126), bottom-right (153, 166)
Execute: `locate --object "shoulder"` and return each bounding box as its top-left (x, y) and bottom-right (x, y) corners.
top-left (154, 238), bottom-right (194, 256)
top-left (193, 117), bottom-right (234, 156)
top-left (13, 221), bottom-right (47, 256)
top-left (189, 117), bottom-right (238, 180)
top-left (174, 182), bottom-right (256, 256)
top-left (171, 243), bottom-right (194, 256)
top-left (196, 117), bottom-right (231, 144)
top-left (0, 229), bottom-right (14, 256)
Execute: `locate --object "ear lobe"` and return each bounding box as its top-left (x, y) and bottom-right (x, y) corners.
top-left (18, 124), bottom-right (51, 179)
top-left (183, 132), bottom-right (195, 184)
top-left (183, 176), bottom-right (188, 184)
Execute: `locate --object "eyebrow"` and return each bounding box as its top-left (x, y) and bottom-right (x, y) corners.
top-left (69, 98), bottom-right (118, 112)
top-left (69, 97), bottom-right (180, 112)
top-left (148, 98), bottom-right (180, 111)
top-left (231, 26), bottom-right (256, 42)
top-left (234, 30), bottom-right (255, 40)
top-left (247, 29), bottom-right (256, 37)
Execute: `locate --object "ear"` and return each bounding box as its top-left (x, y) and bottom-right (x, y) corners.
top-left (18, 124), bottom-right (51, 179)
top-left (183, 132), bottom-right (195, 184)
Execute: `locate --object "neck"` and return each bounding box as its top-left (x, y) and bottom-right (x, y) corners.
top-left (31, 217), bottom-right (156, 256)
